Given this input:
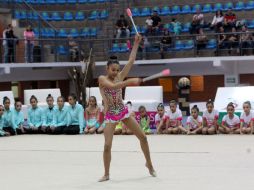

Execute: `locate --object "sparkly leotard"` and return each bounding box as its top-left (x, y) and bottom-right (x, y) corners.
top-left (100, 81), bottom-right (130, 123)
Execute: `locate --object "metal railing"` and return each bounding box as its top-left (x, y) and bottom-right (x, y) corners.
top-left (0, 31), bottom-right (253, 63)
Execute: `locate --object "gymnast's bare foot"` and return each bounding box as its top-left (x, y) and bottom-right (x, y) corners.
top-left (146, 163), bottom-right (157, 177)
top-left (98, 175), bottom-right (110, 182)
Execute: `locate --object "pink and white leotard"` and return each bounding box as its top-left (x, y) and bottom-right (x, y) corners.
top-left (101, 85), bottom-right (130, 123)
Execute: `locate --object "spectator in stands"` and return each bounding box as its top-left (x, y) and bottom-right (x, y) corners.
top-left (0, 105), bottom-right (10, 137)
top-left (115, 14), bottom-right (130, 39)
top-left (2, 96), bottom-right (15, 136)
top-left (196, 28), bottom-right (208, 55)
top-left (190, 9), bottom-right (204, 34)
top-left (227, 27), bottom-right (239, 55)
top-left (6, 28), bottom-right (18, 63)
top-left (24, 25), bottom-right (35, 63)
top-left (151, 10), bottom-right (162, 35)
top-left (26, 95), bottom-right (44, 134)
top-left (224, 8), bottom-right (237, 32)
top-left (210, 10), bottom-right (224, 32)
top-left (42, 94), bottom-right (56, 134)
top-left (218, 26), bottom-right (227, 50)
top-left (145, 15), bottom-right (153, 35)
top-left (2, 24), bottom-right (12, 63)
top-left (171, 18), bottom-right (181, 36)
top-left (219, 102), bottom-right (240, 134)
top-left (64, 94), bottom-right (84, 135)
top-left (186, 105), bottom-right (203, 135)
top-left (12, 99), bottom-right (26, 135)
top-left (160, 30), bottom-right (172, 59)
top-left (138, 36), bottom-right (150, 60)
top-left (84, 96), bottom-right (100, 134)
top-left (240, 25), bottom-right (253, 55)
top-left (68, 35), bottom-right (79, 62)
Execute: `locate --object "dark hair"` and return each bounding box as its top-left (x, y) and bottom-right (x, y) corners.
top-left (172, 18), bottom-right (176, 22)
top-left (68, 93), bottom-right (77, 101)
top-left (227, 102), bottom-right (235, 109)
top-left (206, 99), bottom-right (214, 106)
top-left (107, 55), bottom-right (119, 66)
top-left (120, 14), bottom-right (125, 18)
top-left (169, 100), bottom-right (177, 106)
top-left (243, 101), bottom-right (251, 108)
top-left (126, 101), bottom-right (132, 106)
top-left (57, 96), bottom-right (65, 102)
top-left (3, 96), bottom-right (10, 104)
top-left (216, 10), bottom-right (223, 17)
top-left (139, 105), bottom-right (146, 111)
top-left (191, 105), bottom-right (199, 113)
top-left (157, 103), bottom-right (164, 109)
top-left (46, 94), bottom-right (54, 101)
top-left (89, 96), bottom-right (97, 106)
top-left (14, 98), bottom-right (22, 107)
top-left (30, 95), bottom-right (38, 103)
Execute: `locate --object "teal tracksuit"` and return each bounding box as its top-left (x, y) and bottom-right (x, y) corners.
top-left (27, 107), bottom-right (44, 128)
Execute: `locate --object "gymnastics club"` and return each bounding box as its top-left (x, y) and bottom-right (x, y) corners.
top-left (126, 8), bottom-right (139, 34)
top-left (142, 69), bottom-right (171, 82)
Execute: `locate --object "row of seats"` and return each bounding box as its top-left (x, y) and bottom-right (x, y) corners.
top-left (110, 39), bottom-right (217, 53)
top-left (33, 27), bottom-right (98, 38)
top-left (131, 1), bottom-right (254, 17)
top-left (12, 0), bottom-right (114, 4)
top-left (14, 10), bottom-right (108, 20)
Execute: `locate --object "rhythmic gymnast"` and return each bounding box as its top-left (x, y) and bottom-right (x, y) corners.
top-left (98, 34), bottom-right (156, 182)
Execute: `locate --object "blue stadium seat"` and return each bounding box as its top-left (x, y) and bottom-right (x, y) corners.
top-left (81, 27), bottom-right (90, 37)
top-left (88, 10), bottom-right (99, 20)
top-left (131, 8), bottom-right (140, 17)
top-left (57, 45), bottom-right (67, 55)
top-left (69, 28), bottom-right (79, 37)
top-left (32, 11), bottom-right (39, 20)
top-left (41, 28), bottom-right (48, 38)
top-left (63, 11), bottom-right (73, 21)
top-left (140, 26), bottom-right (146, 34)
top-left (202, 4), bottom-right (212, 13)
top-left (88, 0), bottom-right (97, 3)
top-left (41, 11), bottom-right (51, 20)
top-left (247, 19), bottom-right (254, 28)
top-left (182, 22), bottom-right (191, 32)
top-left (119, 43), bottom-right (129, 52)
top-left (78, 0), bottom-right (87, 3)
top-left (90, 27), bottom-right (97, 37)
top-left (161, 6), bottom-right (170, 16)
top-left (97, 0), bottom-right (106, 2)
top-left (163, 23), bottom-right (171, 31)
top-left (100, 10), bottom-right (109, 19)
top-left (20, 10), bottom-right (27, 19)
top-left (58, 28), bottom-right (68, 37)
top-left (131, 26), bottom-right (141, 35)
top-left (174, 40), bottom-right (184, 50)
top-left (14, 10), bottom-right (21, 19)
top-left (46, 0), bottom-right (56, 4)
top-left (206, 39), bottom-right (217, 49)
top-left (33, 28), bottom-right (40, 37)
top-left (37, 0), bottom-right (46, 4)
top-left (234, 1), bottom-right (245, 11)
top-left (75, 11), bottom-right (85, 20)
top-left (192, 4), bottom-right (202, 13)
top-left (56, 0), bottom-right (66, 3)
top-left (245, 0), bottom-right (254, 10)
top-left (224, 2), bottom-right (234, 10)
top-left (213, 3), bottom-right (223, 11)
top-left (67, 0), bottom-right (76, 4)
top-left (153, 6), bottom-right (161, 15)
top-left (181, 5), bottom-right (191, 14)
top-left (47, 28), bottom-right (56, 37)
top-left (184, 40), bottom-right (194, 50)
top-left (171, 5), bottom-right (181, 15)
top-left (27, 11), bottom-right (33, 19)
top-left (111, 43), bottom-right (120, 53)
top-left (140, 7), bottom-right (151, 17)
top-left (51, 12), bottom-right (62, 21)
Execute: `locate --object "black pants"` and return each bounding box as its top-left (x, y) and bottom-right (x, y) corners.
top-left (64, 125), bottom-right (80, 135)
top-left (16, 128), bottom-right (26, 135)
top-left (3, 127), bottom-right (16, 136)
top-left (47, 126), bottom-right (67, 135)
top-left (25, 127), bottom-right (44, 134)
